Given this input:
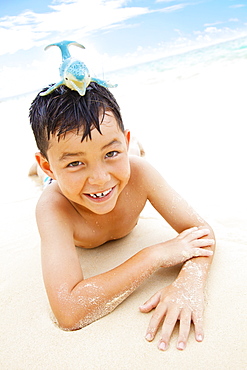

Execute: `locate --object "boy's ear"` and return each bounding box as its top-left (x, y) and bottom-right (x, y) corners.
top-left (35, 152), bottom-right (56, 179)
top-left (124, 130), bottom-right (131, 148)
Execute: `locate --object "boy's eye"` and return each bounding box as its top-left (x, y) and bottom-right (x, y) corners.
top-left (105, 151), bottom-right (118, 158)
top-left (68, 161), bottom-right (83, 167)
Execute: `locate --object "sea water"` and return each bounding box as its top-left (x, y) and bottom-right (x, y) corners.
top-left (108, 35), bottom-right (247, 84)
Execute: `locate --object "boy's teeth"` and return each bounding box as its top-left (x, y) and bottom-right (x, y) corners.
top-left (89, 188), bottom-right (112, 199)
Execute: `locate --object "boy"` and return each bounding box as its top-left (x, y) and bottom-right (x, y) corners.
top-left (29, 82), bottom-right (215, 351)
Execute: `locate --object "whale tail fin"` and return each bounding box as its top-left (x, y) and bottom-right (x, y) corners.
top-left (44, 40), bottom-right (85, 60)
top-left (91, 77), bottom-right (118, 89)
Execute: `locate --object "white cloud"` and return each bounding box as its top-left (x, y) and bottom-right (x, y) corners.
top-left (0, 0), bottom-right (149, 56)
top-left (193, 25), bottom-right (247, 44)
top-left (230, 4), bottom-right (246, 8)
top-left (159, 4), bottom-right (188, 12)
top-left (205, 18), bottom-right (241, 28)
top-left (204, 21), bottom-right (223, 27)
top-left (156, 0), bottom-right (180, 3)
top-left (204, 27), bottom-right (221, 34)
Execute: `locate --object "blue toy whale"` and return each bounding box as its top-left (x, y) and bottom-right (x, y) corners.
top-left (40, 40), bottom-right (117, 96)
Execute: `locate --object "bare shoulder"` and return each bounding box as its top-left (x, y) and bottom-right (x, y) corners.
top-left (129, 155), bottom-right (167, 190)
top-left (36, 183), bottom-right (70, 213)
top-left (129, 157), bottom-right (207, 233)
top-left (129, 155), bottom-right (156, 177)
top-left (35, 183), bottom-right (75, 236)
top-left (128, 156), bottom-right (180, 209)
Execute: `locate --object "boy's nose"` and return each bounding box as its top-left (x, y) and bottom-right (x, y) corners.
top-left (88, 167), bottom-right (111, 186)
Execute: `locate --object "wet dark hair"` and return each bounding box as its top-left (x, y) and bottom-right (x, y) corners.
top-left (29, 82), bottom-right (124, 158)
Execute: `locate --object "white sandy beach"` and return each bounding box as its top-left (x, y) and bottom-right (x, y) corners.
top-left (0, 57), bottom-right (247, 369)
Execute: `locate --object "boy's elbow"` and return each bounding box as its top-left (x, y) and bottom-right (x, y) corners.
top-left (55, 311), bottom-right (88, 331)
top-left (205, 222), bottom-right (215, 238)
top-left (53, 301), bottom-right (101, 331)
top-left (48, 286), bottom-right (111, 330)
top-left (197, 220), bottom-right (215, 237)
top-left (59, 321), bottom-right (82, 331)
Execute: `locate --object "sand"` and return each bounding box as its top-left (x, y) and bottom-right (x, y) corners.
top-left (0, 59), bottom-right (247, 369)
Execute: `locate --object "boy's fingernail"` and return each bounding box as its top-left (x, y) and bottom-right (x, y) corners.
top-left (196, 334), bottom-right (203, 341)
top-left (158, 341), bottom-right (167, 351)
top-left (145, 333), bottom-right (152, 341)
top-left (177, 342), bottom-right (185, 350)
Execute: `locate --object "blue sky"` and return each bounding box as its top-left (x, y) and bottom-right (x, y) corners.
top-left (0, 0), bottom-right (247, 97)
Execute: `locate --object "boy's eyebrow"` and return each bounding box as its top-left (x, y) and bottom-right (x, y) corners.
top-left (59, 152), bottom-right (85, 161)
top-left (59, 140), bottom-right (122, 161)
top-left (101, 139), bottom-right (122, 150)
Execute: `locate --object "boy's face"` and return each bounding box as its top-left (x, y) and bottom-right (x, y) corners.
top-left (37, 111), bottom-right (131, 215)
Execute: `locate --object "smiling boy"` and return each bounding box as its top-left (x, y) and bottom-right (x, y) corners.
top-left (30, 82), bottom-right (215, 351)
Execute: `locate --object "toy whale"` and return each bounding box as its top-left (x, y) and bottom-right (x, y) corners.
top-left (40, 40), bottom-right (117, 96)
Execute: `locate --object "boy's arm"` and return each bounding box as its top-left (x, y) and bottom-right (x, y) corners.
top-left (37, 187), bottom-right (213, 331)
top-left (137, 158), bottom-right (215, 350)
top-left (37, 194), bottom-right (158, 330)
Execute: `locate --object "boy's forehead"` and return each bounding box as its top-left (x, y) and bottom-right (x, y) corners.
top-left (47, 112), bottom-right (123, 153)
top-left (99, 110), bottom-right (118, 128)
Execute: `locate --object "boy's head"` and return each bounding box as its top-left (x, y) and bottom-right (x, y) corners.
top-left (29, 82), bottom-right (124, 159)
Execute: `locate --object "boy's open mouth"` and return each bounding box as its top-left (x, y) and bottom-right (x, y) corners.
top-left (86, 187), bottom-right (114, 200)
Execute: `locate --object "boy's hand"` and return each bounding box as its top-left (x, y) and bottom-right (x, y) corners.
top-left (157, 227), bottom-right (214, 268)
top-left (139, 277), bottom-right (205, 351)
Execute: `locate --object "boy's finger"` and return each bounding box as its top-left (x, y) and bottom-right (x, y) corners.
top-left (145, 303), bottom-right (167, 342)
top-left (188, 228), bottom-right (210, 241)
top-left (192, 310), bottom-right (204, 342)
top-left (193, 238), bottom-right (215, 247)
top-left (177, 310), bottom-right (192, 350)
top-left (158, 308), bottom-right (180, 351)
top-left (193, 248), bottom-right (213, 257)
top-left (139, 291), bottom-right (161, 313)
top-left (178, 227), bottom-right (198, 238)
